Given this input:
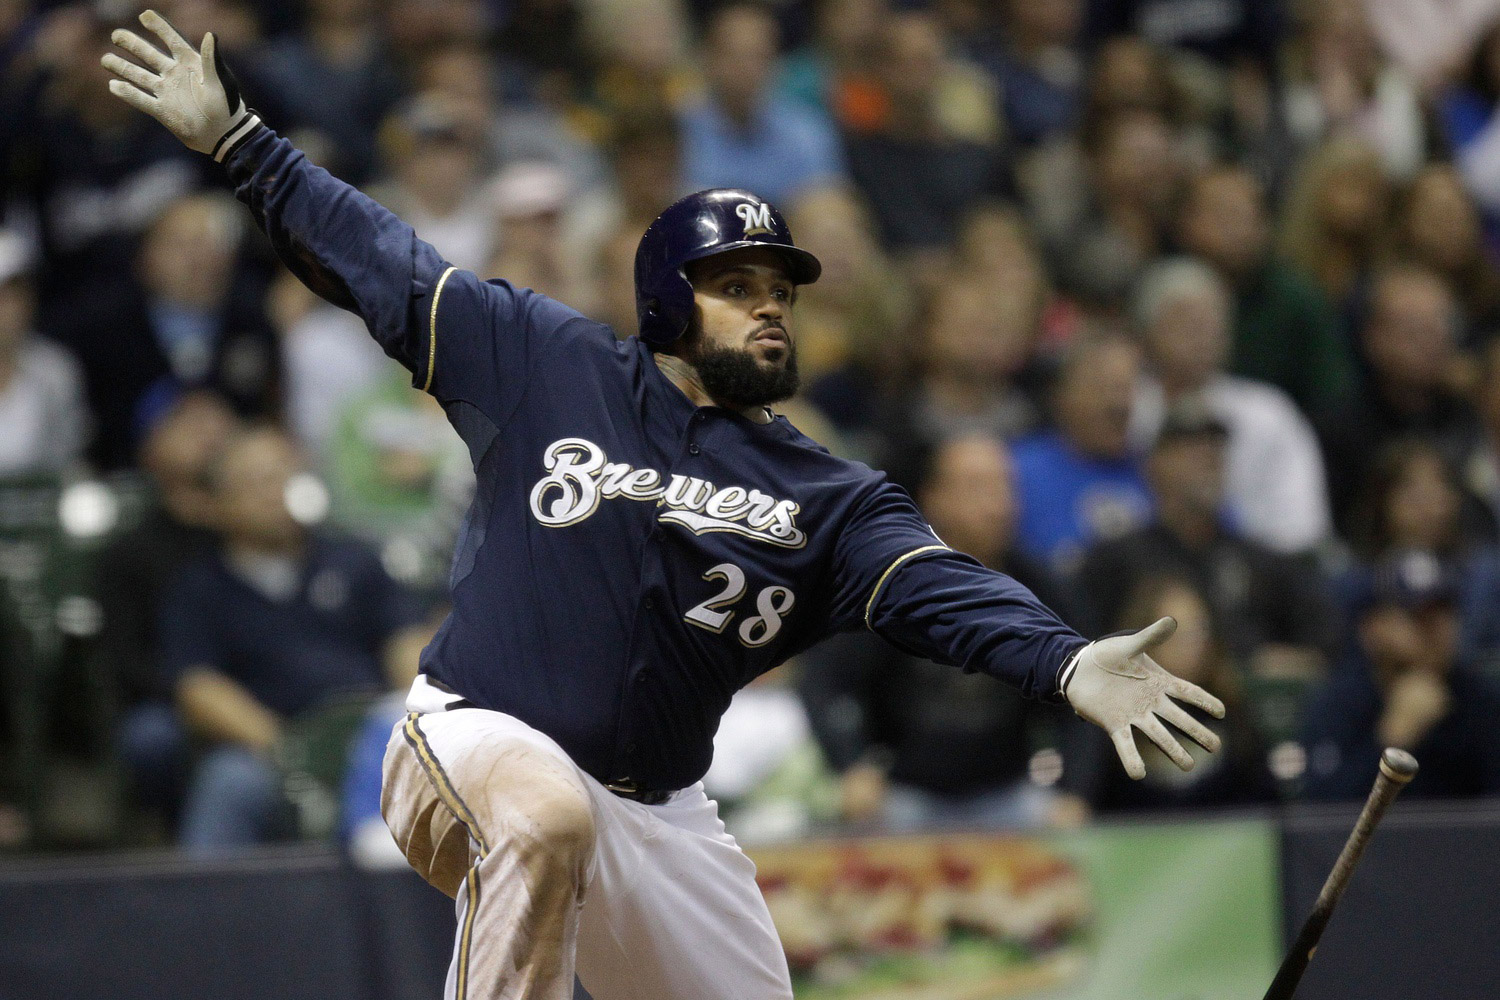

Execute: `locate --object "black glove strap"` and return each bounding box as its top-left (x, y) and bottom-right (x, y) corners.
top-left (207, 34), bottom-right (264, 163)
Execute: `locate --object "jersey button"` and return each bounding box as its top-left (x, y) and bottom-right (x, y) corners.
top-left (643, 597), bottom-right (655, 610)
top-left (688, 443), bottom-right (701, 456)
top-left (625, 742), bottom-right (638, 755)
top-left (635, 669), bottom-right (651, 684)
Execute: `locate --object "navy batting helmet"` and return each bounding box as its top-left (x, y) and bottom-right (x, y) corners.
top-left (634, 189), bottom-right (821, 347)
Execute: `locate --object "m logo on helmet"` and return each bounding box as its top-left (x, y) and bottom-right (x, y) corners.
top-left (735, 201), bottom-right (774, 237)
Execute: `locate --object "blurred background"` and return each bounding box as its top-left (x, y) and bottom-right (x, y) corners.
top-left (1, 0), bottom-right (1498, 997)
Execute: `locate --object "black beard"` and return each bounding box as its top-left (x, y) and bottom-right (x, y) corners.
top-left (687, 334), bottom-right (800, 409)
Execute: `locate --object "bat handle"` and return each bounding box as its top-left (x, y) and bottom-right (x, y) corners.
top-left (1261, 749), bottom-right (1418, 1000)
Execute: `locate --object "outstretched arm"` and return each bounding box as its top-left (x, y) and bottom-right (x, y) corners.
top-left (101, 11), bottom-right (583, 417)
top-left (833, 481), bottom-right (1225, 779)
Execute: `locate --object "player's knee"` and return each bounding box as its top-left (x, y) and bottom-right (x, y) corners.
top-left (468, 745), bottom-right (596, 869)
top-left (523, 775), bottom-right (596, 867)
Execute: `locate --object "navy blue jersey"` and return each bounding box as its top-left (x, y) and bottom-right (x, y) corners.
top-left (226, 128), bottom-right (1087, 791)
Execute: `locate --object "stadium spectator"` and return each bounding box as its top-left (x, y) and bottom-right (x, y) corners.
top-left (589, 221), bottom-right (646, 337)
top-left (0, 586), bottom-right (32, 849)
top-left (1062, 572), bottom-right (1277, 812)
top-left (788, 186), bottom-right (913, 452)
top-left (237, 0), bottom-right (404, 183)
top-left (1050, 106), bottom-right (1185, 307)
top-left (1277, 138), bottom-right (1392, 331)
top-left (775, 0), bottom-right (889, 129)
top-left (1280, 0), bottom-right (1428, 180)
top-left (565, 108), bottom-right (685, 314)
top-left (383, 0), bottom-right (494, 63)
top-left (1011, 333), bottom-right (1151, 574)
top-left (1176, 164), bottom-right (1354, 419)
top-left (160, 428), bottom-right (430, 850)
top-left (679, 1), bottom-right (844, 206)
top-left (273, 267), bottom-right (391, 462)
top-left (1346, 438), bottom-right (1500, 676)
top-left (369, 95), bottom-right (497, 273)
top-left (493, 0), bottom-right (586, 96)
top-left (481, 161), bottom-right (578, 303)
top-left (4, 10), bottom-right (200, 338)
top-left (799, 433), bottom-right (1078, 831)
top-left (1128, 256), bottom-right (1332, 553)
top-left (574, 0), bottom-right (693, 130)
top-left (1434, 20), bottom-right (1500, 235)
top-left (1352, 438), bottom-right (1494, 562)
top-left (989, 0), bottom-right (1084, 148)
top-left (414, 41), bottom-right (604, 195)
top-left (843, 10), bottom-right (1002, 256)
top-left (1076, 399), bottom-right (1337, 674)
top-left (1017, 36), bottom-right (1183, 302)
top-left (1083, 0), bottom-right (1284, 72)
top-left (1303, 550), bottom-right (1500, 800)
top-left (876, 273), bottom-right (1044, 479)
top-left (96, 393), bottom-right (241, 827)
top-left (1392, 163), bottom-right (1500, 337)
top-left (1321, 265), bottom-right (1479, 534)
top-left (62, 193), bottom-right (278, 469)
top-left (323, 365), bottom-right (474, 596)
top-left (0, 230), bottom-right (89, 474)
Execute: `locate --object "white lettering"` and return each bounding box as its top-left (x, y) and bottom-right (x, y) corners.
top-left (528, 438), bottom-right (604, 526)
top-left (705, 486), bottom-right (750, 519)
top-left (735, 201), bottom-right (774, 236)
top-left (527, 438), bottom-right (805, 547)
top-left (663, 474), bottom-right (715, 511)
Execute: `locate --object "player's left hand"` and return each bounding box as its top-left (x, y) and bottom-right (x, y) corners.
top-left (100, 10), bottom-right (255, 159)
top-left (1062, 617), bottom-right (1226, 780)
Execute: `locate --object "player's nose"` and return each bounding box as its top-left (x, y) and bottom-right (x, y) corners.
top-left (752, 294), bottom-right (785, 323)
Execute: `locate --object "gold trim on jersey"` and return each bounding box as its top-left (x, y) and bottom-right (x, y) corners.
top-left (456, 863), bottom-right (481, 1000)
top-left (864, 545), bottom-right (948, 628)
top-left (404, 712), bottom-right (488, 1000)
top-left (402, 713), bottom-right (490, 854)
top-left (422, 265), bottom-right (458, 393)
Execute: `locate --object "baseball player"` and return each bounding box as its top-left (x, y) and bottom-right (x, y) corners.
top-left (103, 13), bottom-right (1226, 1000)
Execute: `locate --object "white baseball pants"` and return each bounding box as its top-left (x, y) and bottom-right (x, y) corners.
top-left (380, 680), bottom-right (793, 1000)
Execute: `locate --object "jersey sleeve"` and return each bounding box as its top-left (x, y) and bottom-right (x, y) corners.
top-left (222, 127), bottom-right (587, 421)
top-left (829, 480), bottom-right (1086, 701)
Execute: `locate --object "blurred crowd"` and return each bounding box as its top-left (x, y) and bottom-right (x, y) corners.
top-left (3, 0), bottom-right (1500, 854)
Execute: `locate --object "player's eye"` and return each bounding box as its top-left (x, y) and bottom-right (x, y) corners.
top-left (725, 282), bottom-right (746, 296)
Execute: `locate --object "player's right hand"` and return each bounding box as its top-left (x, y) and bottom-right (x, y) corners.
top-left (1061, 617), bottom-right (1227, 780)
top-left (100, 10), bottom-right (257, 161)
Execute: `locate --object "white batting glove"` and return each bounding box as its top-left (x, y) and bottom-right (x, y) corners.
top-left (100, 10), bottom-right (260, 161)
top-left (1061, 617), bottom-right (1227, 780)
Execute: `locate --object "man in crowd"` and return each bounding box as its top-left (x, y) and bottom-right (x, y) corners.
top-left (1175, 164), bottom-right (1352, 419)
top-left (1077, 400), bottom-right (1336, 674)
top-left (1303, 550), bottom-right (1500, 799)
top-left (63, 192), bottom-right (279, 468)
top-left (0, 231), bottom-right (89, 475)
top-left (1320, 264), bottom-right (1476, 533)
top-left (159, 427), bottom-right (430, 850)
top-left (801, 433), bottom-right (1078, 830)
top-left (97, 392), bottom-right (240, 826)
top-left (844, 10), bottom-right (1003, 256)
top-left (1012, 333), bottom-right (1152, 574)
top-left (1130, 255), bottom-right (1332, 553)
top-left (680, 1), bottom-right (844, 206)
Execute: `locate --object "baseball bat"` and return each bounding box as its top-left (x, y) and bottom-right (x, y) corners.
top-left (1261, 748), bottom-right (1419, 1000)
